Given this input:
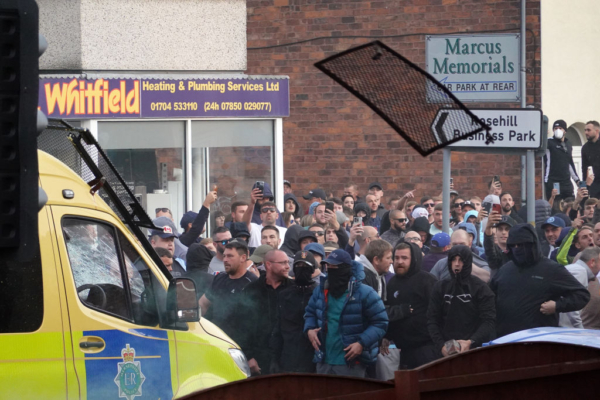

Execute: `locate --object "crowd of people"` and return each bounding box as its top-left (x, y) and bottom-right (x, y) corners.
top-left (145, 119), bottom-right (600, 378)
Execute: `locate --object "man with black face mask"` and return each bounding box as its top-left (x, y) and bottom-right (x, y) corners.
top-left (427, 245), bottom-right (496, 359)
top-left (271, 250), bottom-right (319, 373)
top-left (304, 249), bottom-right (388, 378)
top-left (490, 223), bottom-right (590, 337)
top-left (543, 119), bottom-right (580, 201)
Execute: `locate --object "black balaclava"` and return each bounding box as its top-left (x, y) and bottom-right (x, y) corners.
top-left (294, 263), bottom-right (314, 286)
top-left (510, 243), bottom-right (536, 267)
top-left (328, 263), bottom-right (353, 298)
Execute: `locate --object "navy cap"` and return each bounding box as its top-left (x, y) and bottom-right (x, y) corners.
top-left (431, 232), bottom-right (450, 248)
top-left (369, 182), bottom-right (383, 190)
top-left (304, 243), bottom-right (325, 259)
top-left (180, 211), bottom-right (198, 229)
top-left (152, 216), bottom-right (180, 238)
top-left (150, 225), bottom-right (178, 239)
top-left (541, 216), bottom-right (566, 229)
top-left (321, 249), bottom-right (353, 266)
top-left (303, 188), bottom-right (327, 200)
top-left (293, 250), bottom-right (316, 268)
top-left (497, 215), bottom-right (516, 228)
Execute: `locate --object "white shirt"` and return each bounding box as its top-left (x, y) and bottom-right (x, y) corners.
top-left (559, 262), bottom-right (589, 329)
top-left (249, 222), bottom-right (287, 248)
top-left (208, 256), bottom-right (225, 274)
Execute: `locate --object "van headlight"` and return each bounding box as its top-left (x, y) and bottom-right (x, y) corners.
top-left (228, 349), bottom-right (251, 377)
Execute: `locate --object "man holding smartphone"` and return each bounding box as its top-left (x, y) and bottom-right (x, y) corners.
top-left (543, 119), bottom-right (580, 201)
top-left (582, 121), bottom-right (600, 198)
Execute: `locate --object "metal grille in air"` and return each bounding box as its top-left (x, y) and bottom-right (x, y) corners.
top-left (314, 40), bottom-right (491, 156)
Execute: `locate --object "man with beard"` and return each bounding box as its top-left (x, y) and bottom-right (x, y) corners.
top-left (384, 242), bottom-right (438, 369)
top-left (380, 209), bottom-right (407, 247)
top-left (427, 245), bottom-right (496, 359)
top-left (271, 250), bottom-right (319, 373)
top-left (304, 249), bottom-right (388, 377)
top-left (490, 224), bottom-right (590, 337)
top-left (582, 121), bottom-right (600, 198)
top-left (209, 226), bottom-right (231, 273)
top-left (199, 241), bottom-right (257, 346)
top-left (240, 249), bottom-right (292, 376)
top-left (500, 193), bottom-right (524, 224)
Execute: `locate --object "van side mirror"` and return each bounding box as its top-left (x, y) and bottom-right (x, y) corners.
top-left (166, 278), bottom-right (200, 323)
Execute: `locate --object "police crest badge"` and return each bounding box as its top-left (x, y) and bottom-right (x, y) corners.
top-left (114, 344), bottom-right (146, 400)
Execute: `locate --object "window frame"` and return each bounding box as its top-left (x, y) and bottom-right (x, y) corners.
top-left (61, 216), bottom-right (140, 324)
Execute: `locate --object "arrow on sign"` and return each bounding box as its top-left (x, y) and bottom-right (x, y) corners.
top-left (434, 111), bottom-right (449, 142)
top-left (430, 109), bottom-right (492, 146)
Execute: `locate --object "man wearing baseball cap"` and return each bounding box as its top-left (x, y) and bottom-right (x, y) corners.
top-left (422, 232), bottom-right (451, 273)
top-left (284, 180), bottom-right (293, 195)
top-left (271, 250), bottom-right (319, 373)
top-left (484, 212), bottom-right (516, 276)
top-left (153, 216), bottom-right (188, 262)
top-left (302, 188), bottom-right (327, 204)
top-left (368, 182), bottom-right (387, 219)
top-left (304, 249), bottom-right (388, 377)
top-left (543, 119), bottom-right (580, 202)
top-left (541, 216), bottom-right (566, 257)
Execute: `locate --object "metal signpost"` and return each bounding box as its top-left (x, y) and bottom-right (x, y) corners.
top-left (434, 108), bottom-right (544, 232)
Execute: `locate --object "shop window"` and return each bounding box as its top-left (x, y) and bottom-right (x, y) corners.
top-left (97, 121), bottom-right (186, 227)
top-left (191, 120), bottom-right (274, 234)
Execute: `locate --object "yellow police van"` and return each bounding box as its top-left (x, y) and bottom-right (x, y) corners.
top-left (0, 122), bottom-right (249, 399)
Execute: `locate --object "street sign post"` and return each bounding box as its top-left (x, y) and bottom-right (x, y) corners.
top-left (437, 108), bottom-right (544, 232)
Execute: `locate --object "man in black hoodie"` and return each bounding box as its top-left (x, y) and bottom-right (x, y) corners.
top-left (185, 244), bottom-right (215, 301)
top-left (385, 242), bottom-right (438, 369)
top-left (427, 245), bottom-right (496, 358)
top-left (270, 250), bottom-right (318, 373)
top-left (240, 249), bottom-right (292, 375)
top-left (490, 223), bottom-right (590, 337)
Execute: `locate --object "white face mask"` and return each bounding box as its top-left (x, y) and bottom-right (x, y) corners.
top-left (554, 129), bottom-right (564, 140)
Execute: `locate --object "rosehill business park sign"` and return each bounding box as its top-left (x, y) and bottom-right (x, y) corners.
top-left (431, 108), bottom-right (543, 153)
top-left (426, 34), bottom-right (521, 103)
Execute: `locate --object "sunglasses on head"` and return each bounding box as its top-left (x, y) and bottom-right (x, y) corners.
top-left (155, 208), bottom-right (171, 213)
top-left (261, 207), bottom-right (277, 213)
top-left (454, 202), bottom-right (465, 208)
top-left (423, 203), bottom-right (435, 208)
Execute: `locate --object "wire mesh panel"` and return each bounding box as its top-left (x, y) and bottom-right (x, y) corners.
top-left (314, 40), bottom-right (491, 156)
top-left (37, 119), bottom-right (156, 229)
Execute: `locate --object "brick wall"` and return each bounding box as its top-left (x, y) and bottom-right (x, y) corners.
top-left (247, 0), bottom-right (542, 209)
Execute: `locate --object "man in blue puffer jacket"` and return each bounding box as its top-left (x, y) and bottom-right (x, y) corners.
top-left (304, 249), bottom-right (388, 377)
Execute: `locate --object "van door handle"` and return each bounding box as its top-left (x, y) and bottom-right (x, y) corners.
top-left (80, 341), bottom-right (103, 349)
top-left (79, 336), bottom-right (105, 353)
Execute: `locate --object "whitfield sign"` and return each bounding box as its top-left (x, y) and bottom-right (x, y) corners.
top-left (426, 34), bottom-right (521, 103)
top-left (38, 77), bottom-right (290, 119)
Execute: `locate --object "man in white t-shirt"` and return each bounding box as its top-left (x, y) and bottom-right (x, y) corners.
top-left (244, 187), bottom-right (287, 248)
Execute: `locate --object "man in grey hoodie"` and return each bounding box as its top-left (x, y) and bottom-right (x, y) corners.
top-left (358, 239), bottom-right (394, 297)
